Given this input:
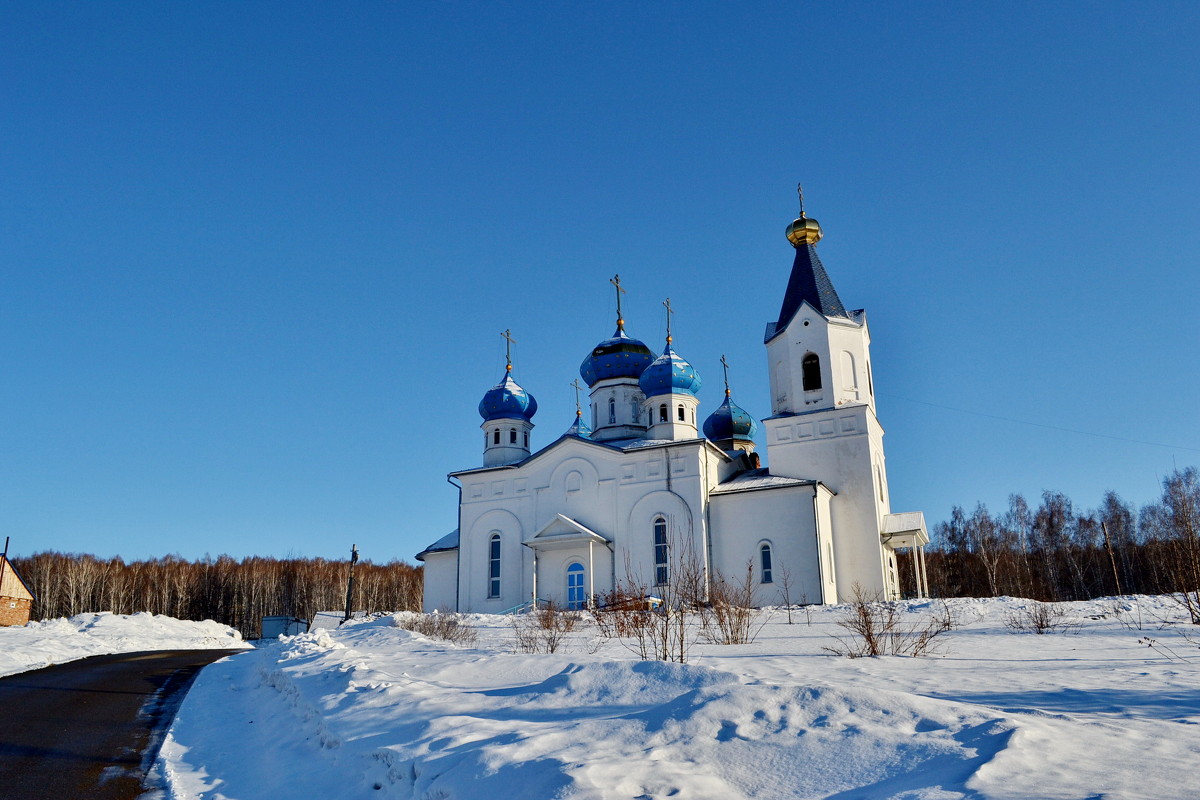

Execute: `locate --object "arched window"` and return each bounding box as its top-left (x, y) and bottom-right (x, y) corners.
top-left (608, 397), bottom-right (616, 424)
top-left (566, 471), bottom-right (582, 493)
top-left (841, 351), bottom-right (858, 400)
top-left (484, 432), bottom-right (489, 448)
top-left (677, 405), bottom-right (685, 421)
top-left (867, 361), bottom-right (874, 397)
top-left (488, 534), bottom-right (501, 598)
top-left (566, 562), bottom-right (586, 610)
top-left (509, 428), bottom-right (517, 444)
top-left (760, 542), bottom-right (774, 584)
top-left (802, 353), bottom-right (822, 392)
top-left (653, 517), bottom-right (669, 585)
top-left (493, 429), bottom-right (501, 445)
top-left (523, 431), bottom-right (529, 448)
top-left (659, 404), bottom-right (668, 423)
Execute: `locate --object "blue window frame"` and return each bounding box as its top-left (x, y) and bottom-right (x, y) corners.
top-left (488, 534), bottom-right (501, 598)
top-left (654, 517), bottom-right (668, 585)
top-left (760, 543), bottom-right (773, 584)
top-left (566, 562), bottom-right (586, 610)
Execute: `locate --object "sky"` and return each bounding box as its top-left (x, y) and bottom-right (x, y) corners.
top-left (3, 2), bottom-right (1198, 563)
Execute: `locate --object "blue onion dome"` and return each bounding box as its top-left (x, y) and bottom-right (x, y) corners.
top-left (638, 342), bottom-right (702, 398)
top-left (703, 391), bottom-right (758, 443)
top-left (478, 368), bottom-right (538, 421)
top-left (580, 324), bottom-right (654, 387)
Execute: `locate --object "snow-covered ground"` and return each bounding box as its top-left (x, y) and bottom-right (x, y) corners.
top-left (149, 596), bottom-right (1200, 800)
top-left (0, 611), bottom-right (250, 677)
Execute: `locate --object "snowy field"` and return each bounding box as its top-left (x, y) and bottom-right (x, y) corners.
top-left (0, 611), bottom-right (250, 677)
top-left (151, 596), bottom-right (1199, 800)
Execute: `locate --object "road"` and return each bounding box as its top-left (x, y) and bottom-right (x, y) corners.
top-left (0, 649), bottom-right (245, 800)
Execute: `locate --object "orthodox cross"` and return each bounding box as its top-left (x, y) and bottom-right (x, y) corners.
top-left (663, 297), bottom-right (674, 344)
top-left (501, 328), bottom-right (517, 371)
top-left (720, 354), bottom-right (731, 396)
top-left (570, 378), bottom-right (585, 415)
top-left (610, 274), bottom-right (626, 329)
top-left (797, 182), bottom-right (806, 219)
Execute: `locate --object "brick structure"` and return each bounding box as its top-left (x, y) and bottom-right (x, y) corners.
top-left (0, 556), bottom-right (33, 627)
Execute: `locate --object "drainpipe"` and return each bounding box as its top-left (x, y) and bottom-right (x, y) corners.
top-left (447, 475), bottom-right (463, 612)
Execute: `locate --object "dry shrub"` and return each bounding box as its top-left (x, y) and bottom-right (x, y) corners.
top-left (824, 585), bottom-right (955, 658)
top-left (394, 611), bottom-right (478, 646)
top-left (592, 589), bottom-right (659, 660)
top-left (1002, 600), bottom-right (1079, 634)
top-left (701, 562), bottom-right (764, 645)
top-left (511, 602), bottom-right (582, 654)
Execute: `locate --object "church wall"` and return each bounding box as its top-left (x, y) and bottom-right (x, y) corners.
top-left (709, 486), bottom-right (824, 606)
top-left (421, 551), bottom-right (458, 612)
top-left (764, 404), bottom-right (894, 601)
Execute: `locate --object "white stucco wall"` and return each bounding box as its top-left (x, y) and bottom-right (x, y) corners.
top-left (420, 552), bottom-right (458, 612)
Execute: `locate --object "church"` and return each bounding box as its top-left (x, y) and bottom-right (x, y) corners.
top-left (417, 193), bottom-right (929, 613)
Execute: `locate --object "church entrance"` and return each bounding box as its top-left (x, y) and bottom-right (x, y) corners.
top-left (566, 562), bottom-right (586, 610)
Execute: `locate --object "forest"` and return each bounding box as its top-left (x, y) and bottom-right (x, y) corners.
top-left (911, 466), bottom-right (1200, 622)
top-left (10, 552), bottom-right (422, 639)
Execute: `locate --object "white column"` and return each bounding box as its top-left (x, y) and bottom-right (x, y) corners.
top-left (531, 552), bottom-right (538, 607)
top-left (588, 540), bottom-right (595, 609)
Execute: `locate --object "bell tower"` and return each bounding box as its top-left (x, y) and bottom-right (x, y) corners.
top-left (763, 186), bottom-right (896, 600)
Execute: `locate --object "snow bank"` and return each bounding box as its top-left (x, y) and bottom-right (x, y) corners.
top-left (156, 596), bottom-right (1200, 799)
top-left (0, 611), bottom-right (251, 677)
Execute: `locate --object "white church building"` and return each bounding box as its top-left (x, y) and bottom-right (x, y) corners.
top-left (417, 195), bottom-right (929, 612)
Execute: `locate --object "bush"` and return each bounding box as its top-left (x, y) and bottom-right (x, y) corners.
top-left (823, 585), bottom-right (955, 658)
top-left (1002, 600), bottom-right (1079, 634)
top-left (511, 602), bottom-right (582, 653)
top-left (393, 611), bottom-right (478, 646)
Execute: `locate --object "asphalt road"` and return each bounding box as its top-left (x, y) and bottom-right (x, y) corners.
top-left (0, 649), bottom-right (245, 800)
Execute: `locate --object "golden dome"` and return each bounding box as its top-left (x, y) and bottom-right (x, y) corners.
top-left (786, 215), bottom-right (823, 247)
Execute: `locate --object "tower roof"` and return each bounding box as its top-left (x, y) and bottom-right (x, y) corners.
top-left (774, 239), bottom-right (848, 328)
top-left (768, 190), bottom-right (850, 342)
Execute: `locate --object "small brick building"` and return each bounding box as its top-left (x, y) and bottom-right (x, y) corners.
top-left (0, 556), bottom-right (33, 627)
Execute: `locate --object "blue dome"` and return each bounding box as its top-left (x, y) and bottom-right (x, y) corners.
top-left (703, 393), bottom-right (758, 443)
top-left (566, 411), bottom-right (592, 438)
top-left (638, 343), bottom-right (702, 398)
top-left (478, 370), bottom-right (538, 422)
top-left (580, 327), bottom-right (654, 387)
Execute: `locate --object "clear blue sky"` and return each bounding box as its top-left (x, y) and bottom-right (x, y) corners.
top-left (3, 2), bottom-right (1198, 563)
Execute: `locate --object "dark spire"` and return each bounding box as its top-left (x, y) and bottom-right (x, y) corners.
top-left (767, 187), bottom-right (849, 342)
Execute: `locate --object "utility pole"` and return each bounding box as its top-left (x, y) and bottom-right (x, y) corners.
top-left (343, 544), bottom-right (359, 624)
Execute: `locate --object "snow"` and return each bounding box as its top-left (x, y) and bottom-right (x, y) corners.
top-left (156, 596), bottom-right (1200, 799)
top-left (0, 611), bottom-right (251, 677)
top-left (8, 599), bottom-right (1200, 798)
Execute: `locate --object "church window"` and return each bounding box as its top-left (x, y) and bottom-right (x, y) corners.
top-left (488, 534), bottom-right (501, 598)
top-left (493, 429), bottom-right (500, 446)
top-left (632, 398), bottom-right (641, 420)
top-left (608, 397), bottom-right (616, 424)
top-left (876, 464), bottom-right (885, 502)
top-left (523, 431), bottom-right (529, 448)
top-left (509, 428), bottom-right (517, 444)
top-left (867, 361), bottom-right (874, 397)
top-left (653, 517), bottom-right (669, 585)
top-left (841, 351), bottom-right (858, 400)
top-left (659, 404), bottom-right (668, 423)
top-left (566, 562), bottom-right (586, 610)
top-left (760, 542), bottom-right (774, 584)
top-left (677, 405), bottom-right (685, 422)
top-left (566, 471), bottom-right (582, 493)
top-left (802, 353), bottom-right (822, 392)
top-left (484, 432), bottom-right (489, 448)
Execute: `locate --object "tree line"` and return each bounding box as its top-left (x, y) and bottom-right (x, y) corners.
top-left (912, 466), bottom-right (1200, 620)
top-left (11, 552), bottom-right (423, 639)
